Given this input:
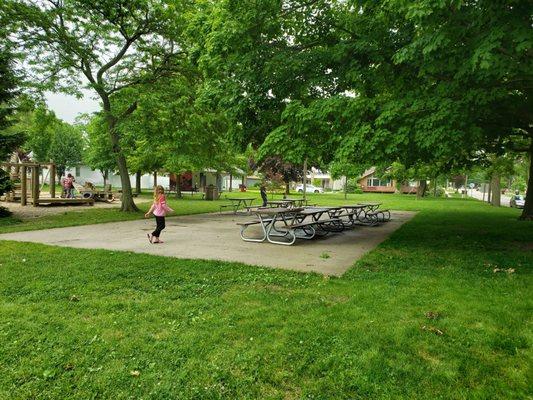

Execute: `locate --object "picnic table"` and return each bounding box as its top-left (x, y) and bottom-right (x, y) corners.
top-left (295, 207), bottom-right (345, 233)
top-left (340, 203), bottom-right (390, 225)
top-left (221, 197), bottom-right (256, 214)
top-left (238, 207), bottom-right (309, 245)
top-left (266, 199), bottom-right (295, 208)
top-left (338, 204), bottom-right (372, 226)
top-left (238, 206), bottom-right (344, 245)
top-left (283, 198), bottom-right (308, 207)
top-left (357, 202), bottom-right (382, 212)
top-left (237, 202), bottom-right (392, 245)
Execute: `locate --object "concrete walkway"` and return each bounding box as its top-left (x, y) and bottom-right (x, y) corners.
top-left (468, 189), bottom-right (512, 207)
top-left (0, 211), bottom-right (416, 276)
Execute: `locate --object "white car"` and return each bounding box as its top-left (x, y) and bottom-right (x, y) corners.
top-left (296, 184), bottom-right (323, 194)
top-left (510, 195), bottom-right (525, 208)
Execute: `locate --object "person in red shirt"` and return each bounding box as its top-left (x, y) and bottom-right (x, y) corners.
top-left (61, 173), bottom-right (75, 198)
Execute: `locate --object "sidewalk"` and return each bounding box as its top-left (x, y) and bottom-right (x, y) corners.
top-left (467, 189), bottom-right (511, 207)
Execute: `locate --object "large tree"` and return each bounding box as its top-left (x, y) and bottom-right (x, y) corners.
top-left (201, 0), bottom-right (532, 218)
top-left (0, 29), bottom-right (23, 198)
top-left (83, 114), bottom-right (116, 187)
top-left (5, 0), bottom-right (191, 211)
top-left (23, 104), bottom-right (59, 162)
top-left (48, 122), bottom-right (84, 179)
top-left (191, 0), bottom-right (339, 151)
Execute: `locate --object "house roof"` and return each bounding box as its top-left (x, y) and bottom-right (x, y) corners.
top-left (359, 167), bottom-right (376, 179)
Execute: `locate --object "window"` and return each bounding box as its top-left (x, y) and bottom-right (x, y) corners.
top-left (366, 176), bottom-right (391, 187)
top-left (75, 166), bottom-right (81, 177)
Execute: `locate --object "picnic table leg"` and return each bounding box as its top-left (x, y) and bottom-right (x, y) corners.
top-left (266, 214), bottom-right (296, 245)
top-left (240, 216), bottom-right (269, 242)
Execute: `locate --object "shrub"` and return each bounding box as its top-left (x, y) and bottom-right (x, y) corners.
top-left (346, 178), bottom-right (362, 194)
top-left (0, 169), bottom-right (14, 196)
top-left (0, 206), bottom-right (12, 218)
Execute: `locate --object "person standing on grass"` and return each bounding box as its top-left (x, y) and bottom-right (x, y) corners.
top-left (260, 184), bottom-right (268, 207)
top-left (145, 185), bottom-right (174, 244)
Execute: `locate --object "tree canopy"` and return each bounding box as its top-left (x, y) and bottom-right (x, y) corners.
top-left (5, 0), bottom-right (195, 211)
top-left (3, 0), bottom-right (531, 217)
top-left (192, 0), bottom-right (532, 218)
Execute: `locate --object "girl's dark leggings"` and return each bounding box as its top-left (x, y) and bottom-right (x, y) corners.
top-left (152, 216), bottom-right (165, 237)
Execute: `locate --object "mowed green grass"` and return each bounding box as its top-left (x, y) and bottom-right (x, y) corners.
top-left (0, 197), bottom-right (531, 399)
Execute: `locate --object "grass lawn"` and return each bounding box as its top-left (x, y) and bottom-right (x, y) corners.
top-left (0, 196), bottom-right (531, 399)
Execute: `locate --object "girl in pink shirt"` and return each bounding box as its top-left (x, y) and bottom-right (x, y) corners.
top-left (145, 185), bottom-right (174, 244)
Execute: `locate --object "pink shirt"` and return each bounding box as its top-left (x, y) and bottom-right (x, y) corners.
top-left (153, 195), bottom-right (173, 217)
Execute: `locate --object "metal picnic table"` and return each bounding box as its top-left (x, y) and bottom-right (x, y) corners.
top-left (356, 202), bottom-right (382, 212)
top-left (283, 198), bottom-right (308, 207)
top-left (340, 203), bottom-right (390, 225)
top-left (266, 199), bottom-right (295, 208)
top-left (253, 207), bottom-right (307, 245)
top-left (223, 197), bottom-right (256, 214)
top-left (238, 206), bottom-right (345, 245)
top-left (339, 204), bottom-right (372, 225)
top-left (296, 207), bottom-right (345, 233)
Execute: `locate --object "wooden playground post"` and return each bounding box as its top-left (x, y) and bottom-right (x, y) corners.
top-left (49, 163), bottom-right (56, 198)
top-left (20, 165), bottom-right (27, 206)
top-left (31, 165), bottom-right (40, 207)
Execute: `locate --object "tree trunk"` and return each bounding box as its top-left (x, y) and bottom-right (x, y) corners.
top-left (284, 181), bottom-right (290, 197)
top-left (153, 171), bottom-right (158, 188)
top-left (519, 146), bottom-right (533, 220)
top-left (344, 176), bottom-right (347, 200)
top-left (102, 170), bottom-right (108, 188)
top-left (176, 173), bottom-right (181, 199)
top-left (56, 167), bottom-right (64, 183)
top-left (490, 174), bottom-right (501, 207)
top-left (135, 170), bottom-right (141, 194)
top-left (229, 173), bottom-right (233, 192)
top-left (433, 175), bottom-right (438, 197)
top-left (107, 117), bottom-right (138, 212)
top-left (417, 180), bottom-right (427, 198)
top-left (303, 158), bottom-right (308, 201)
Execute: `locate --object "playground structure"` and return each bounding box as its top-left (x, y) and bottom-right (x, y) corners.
top-left (1, 161), bottom-right (94, 207)
top-left (72, 181), bottom-right (117, 203)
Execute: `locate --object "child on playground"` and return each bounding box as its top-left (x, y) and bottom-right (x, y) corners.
top-left (61, 173), bottom-right (75, 198)
top-left (145, 185), bottom-right (174, 244)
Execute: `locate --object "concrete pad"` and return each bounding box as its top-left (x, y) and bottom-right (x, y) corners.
top-left (0, 211), bottom-right (416, 276)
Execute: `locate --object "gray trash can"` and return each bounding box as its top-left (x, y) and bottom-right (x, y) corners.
top-left (205, 184), bottom-right (218, 200)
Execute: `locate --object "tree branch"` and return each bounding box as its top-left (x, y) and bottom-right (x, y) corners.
top-left (96, 34), bottom-right (140, 85)
top-left (119, 101), bottom-right (138, 120)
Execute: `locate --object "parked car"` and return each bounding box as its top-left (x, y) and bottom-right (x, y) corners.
top-left (296, 184), bottom-right (323, 194)
top-left (510, 195), bottom-right (525, 208)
